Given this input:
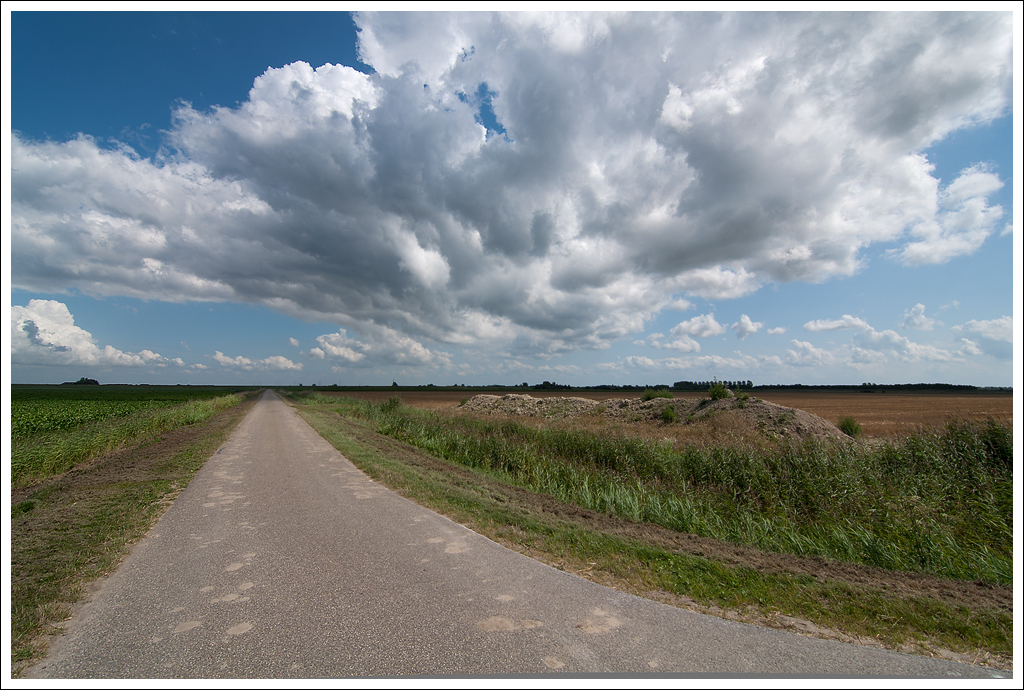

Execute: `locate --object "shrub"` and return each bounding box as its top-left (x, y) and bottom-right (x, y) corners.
top-left (642, 389), bottom-right (674, 401)
top-left (661, 405), bottom-right (677, 423)
top-left (838, 416), bottom-right (862, 437)
top-left (708, 380), bottom-right (730, 400)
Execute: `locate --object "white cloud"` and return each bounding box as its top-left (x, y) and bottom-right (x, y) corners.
top-left (289, 337), bottom-right (300, 347)
top-left (316, 330), bottom-right (367, 363)
top-left (12, 300), bottom-right (183, 368)
top-left (786, 340), bottom-right (836, 367)
top-left (671, 313), bottom-right (727, 338)
top-left (621, 353), bottom-right (756, 371)
top-left (261, 356), bottom-right (304, 371)
top-left (955, 316), bottom-right (1012, 342)
top-left (650, 334), bottom-right (701, 353)
top-left (959, 338), bottom-right (983, 356)
top-left (11, 12), bottom-right (1011, 357)
top-left (313, 326), bottom-right (453, 369)
top-left (901, 303), bottom-right (937, 330)
top-left (803, 315), bottom-right (871, 332)
top-left (212, 351), bottom-right (303, 371)
top-left (953, 316), bottom-right (1012, 359)
top-left (731, 314), bottom-right (763, 340)
top-left (767, 326), bottom-right (786, 335)
top-left (852, 328), bottom-right (955, 363)
top-left (896, 164), bottom-right (1006, 265)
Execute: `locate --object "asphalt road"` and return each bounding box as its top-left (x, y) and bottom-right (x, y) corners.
top-left (28, 391), bottom-right (1009, 679)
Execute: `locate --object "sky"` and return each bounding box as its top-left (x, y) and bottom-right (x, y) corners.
top-left (4, 8), bottom-right (1021, 388)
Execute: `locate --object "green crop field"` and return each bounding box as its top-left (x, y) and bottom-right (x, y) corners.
top-left (10, 385), bottom-right (256, 488)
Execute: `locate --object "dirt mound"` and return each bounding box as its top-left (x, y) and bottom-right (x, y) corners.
top-left (460, 393), bottom-right (848, 443)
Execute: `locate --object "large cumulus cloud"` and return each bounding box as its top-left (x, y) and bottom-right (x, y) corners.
top-left (12, 299), bottom-right (186, 368)
top-left (11, 12), bottom-right (1012, 356)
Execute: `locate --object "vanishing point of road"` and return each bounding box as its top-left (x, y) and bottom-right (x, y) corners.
top-left (28, 391), bottom-right (1008, 678)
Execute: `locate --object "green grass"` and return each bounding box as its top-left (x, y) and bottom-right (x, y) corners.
top-left (12, 394), bottom-right (246, 488)
top-left (301, 394), bottom-right (1011, 585)
top-left (289, 399), bottom-right (1012, 664)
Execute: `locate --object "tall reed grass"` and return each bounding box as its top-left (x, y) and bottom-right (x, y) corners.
top-left (326, 396), bottom-right (1011, 584)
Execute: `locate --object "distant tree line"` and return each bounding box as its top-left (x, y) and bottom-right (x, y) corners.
top-left (532, 381), bottom-right (574, 390)
top-left (672, 380), bottom-right (753, 391)
top-left (754, 383), bottom-right (983, 392)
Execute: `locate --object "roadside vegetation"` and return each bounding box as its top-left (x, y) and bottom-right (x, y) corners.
top-left (288, 391), bottom-right (1012, 667)
top-left (9, 387), bottom-right (257, 674)
top-left (11, 387), bottom-right (251, 488)
top-left (327, 395), bottom-right (1010, 584)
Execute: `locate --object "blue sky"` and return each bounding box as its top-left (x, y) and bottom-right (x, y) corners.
top-left (5, 9), bottom-right (1020, 387)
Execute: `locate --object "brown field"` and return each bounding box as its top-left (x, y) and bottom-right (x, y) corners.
top-left (321, 389), bottom-right (1013, 438)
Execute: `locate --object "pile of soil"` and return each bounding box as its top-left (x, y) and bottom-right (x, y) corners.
top-left (460, 393), bottom-right (848, 443)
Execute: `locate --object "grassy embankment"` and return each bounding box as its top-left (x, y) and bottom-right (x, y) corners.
top-left (290, 392), bottom-right (1013, 666)
top-left (10, 388), bottom-right (257, 671)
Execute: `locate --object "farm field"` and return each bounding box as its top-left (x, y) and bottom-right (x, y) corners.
top-left (321, 388), bottom-right (1013, 437)
top-left (11, 385), bottom-right (256, 488)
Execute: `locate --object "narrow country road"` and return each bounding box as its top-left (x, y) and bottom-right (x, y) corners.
top-left (28, 391), bottom-right (1007, 678)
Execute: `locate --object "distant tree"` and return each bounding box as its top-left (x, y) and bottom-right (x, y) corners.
top-left (392, 381), bottom-right (399, 387)
top-left (63, 377), bottom-right (99, 386)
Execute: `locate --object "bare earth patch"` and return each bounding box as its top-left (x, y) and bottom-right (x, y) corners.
top-left (460, 393), bottom-right (848, 443)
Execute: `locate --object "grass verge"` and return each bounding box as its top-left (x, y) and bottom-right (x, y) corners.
top-left (10, 392), bottom-right (258, 675)
top-left (290, 398), bottom-right (1012, 669)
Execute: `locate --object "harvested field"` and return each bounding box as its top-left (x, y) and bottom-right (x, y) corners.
top-left (751, 390), bottom-right (1013, 437)
top-left (317, 389), bottom-right (1012, 438)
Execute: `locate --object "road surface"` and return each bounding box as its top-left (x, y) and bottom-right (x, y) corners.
top-left (28, 391), bottom-right (1008, 678)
